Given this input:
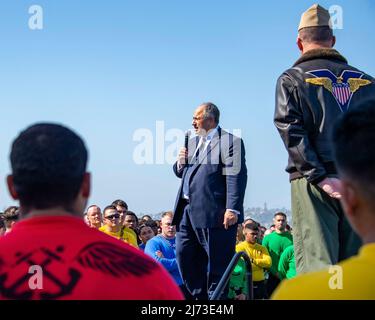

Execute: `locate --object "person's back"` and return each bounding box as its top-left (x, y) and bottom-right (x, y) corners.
top-left (274, 4), bottom-right (374, 277)
top-left (277, 245), bottom-right (296, 280)
top-left (0, 123), bottom-right (183, 300)
top-left (227, 258), bottom-right (248, 300)
top-left (0, 215), bottom-right (183, 299)
top-left (273, 244), bottom-right (375, 299)
top-left (273, 97), bottom-right (375, 299)
top-left (279, 50), bottom-right (374, 169)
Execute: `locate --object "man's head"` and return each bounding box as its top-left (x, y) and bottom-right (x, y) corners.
top-left (7, 123), bottom-right (89, 216)
top-left (160, 211), bottom-right (175, 239)
top-left (297, 4), bottom-right (335, 54)
top-left (192, 102), bottom-right (220, 136)
top-left (273, 212), bottom-right (287, 233)
top-left (243, 223), bottom-right (259, 245)
top-left (145, 219), bottom-right (159, 236)
top-left (124, 211), bottom-right (138, 230)
top-left (141, 214), bottom-right (152, 222)
top-left (259, 226), bottom-right (267, 241)
top-left (3, 206), bottom-right (19, 231)
top-left (111, 199), bottom-right (128, 224)
top-left (102, 205), bottom-right (121, 230)
top-left (86, 205), bottom-right (102, 228)
top-left (138, 224), bottom-right (155, 244)
top-left (243, 217), bottom-right (259, 228)
top-left (0, 213), bottom-right (5, 236)
top-left (332, 104), bottom-right (375, 243)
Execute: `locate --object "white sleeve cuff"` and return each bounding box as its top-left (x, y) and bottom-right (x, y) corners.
top-left (227, 209), bottom-right (240, 215)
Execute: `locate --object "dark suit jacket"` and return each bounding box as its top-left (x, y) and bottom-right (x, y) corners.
top-left (172, 127), bottom-right (247, 229)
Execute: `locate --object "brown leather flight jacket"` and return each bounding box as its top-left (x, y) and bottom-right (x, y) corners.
top-left (274, 48), bottom-right (375, 184)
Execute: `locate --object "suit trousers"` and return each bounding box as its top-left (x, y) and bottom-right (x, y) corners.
top-left (176, 203), bottom-right (237, 300)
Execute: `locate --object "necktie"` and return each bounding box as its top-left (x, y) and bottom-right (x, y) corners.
top-left (182, 136), bottom-right (207, 199)
top-left (195, 136), bottom-right (207, 163)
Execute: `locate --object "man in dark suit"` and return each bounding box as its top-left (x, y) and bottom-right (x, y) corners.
top-left (173, 102), bottom-right (247, 300)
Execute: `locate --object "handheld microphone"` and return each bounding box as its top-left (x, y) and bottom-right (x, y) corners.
top-left (184, 130), bottom-right (191, 163)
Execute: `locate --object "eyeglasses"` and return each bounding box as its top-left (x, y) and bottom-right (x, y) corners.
top-left (105, 213), bottom-right (120, 220)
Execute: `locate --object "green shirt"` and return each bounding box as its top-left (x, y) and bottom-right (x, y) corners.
top-left (262, 231), bottom-right (293, 276)
top-left (228, 258), bottom-right (248, 299)
top-left (278, 245), bottom-right (296, 280)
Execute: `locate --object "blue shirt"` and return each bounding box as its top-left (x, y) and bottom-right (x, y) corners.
top-left (144, 235), bottom-right (182, 285)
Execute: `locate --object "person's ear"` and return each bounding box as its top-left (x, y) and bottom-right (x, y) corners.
top-left (340, 180), bottom-right (358, 219)
top-left (81, 172), bottom-right (91, 198)
top-left (297, 36), bottom-right (304, 53)
top-left (6, 175), bottom-right (19, 200)
top-left (331, 36), bottom-right (336, 48)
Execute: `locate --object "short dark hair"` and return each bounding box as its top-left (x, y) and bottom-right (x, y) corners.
top-left (274, 212), bottom-right (287, 219)
top-left (0, 213), bottom-right (4, 229)
top-left (299, 26), bottom-right (333, 43)
top-left (111, 199), bottom-right (128, 210)
top-left (10, 123), bottom-right (88, 211)
top-left (332, 104), bottom-right (375, 204)
top-left (3, 206), bottom-right (19, 229)
top-left (141, 214), bottom-right (152, 220)
top-left (145, 219), bottom-right (157, 228)
top-left (3, 206), bottom-right (19, 217)
top-left (244, 219), bottom-right (259, 227)
top-left (244, 223), bottom-right (259, 232)
top-left (138, 224), bottom-right (154, 234)
top-left (125, 211), bottom-right (139, 223)
top-left (201, 102), bottom-right (220, 124)
top-left (103, 205), bottom-right (117, 216)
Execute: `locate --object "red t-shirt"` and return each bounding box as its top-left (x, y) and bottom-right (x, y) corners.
top-left (0, 215), bottom-right (184, 300)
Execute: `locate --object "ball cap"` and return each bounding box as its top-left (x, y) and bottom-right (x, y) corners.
top-left (298, 4), bottom-right (332, 31)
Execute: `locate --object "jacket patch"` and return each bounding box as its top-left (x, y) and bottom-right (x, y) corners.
top-left (305, 69), bottom-right (371, 112)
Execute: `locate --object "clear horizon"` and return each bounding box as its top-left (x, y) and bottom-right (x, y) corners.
top-left (1, 0), bottom-right (374, 214)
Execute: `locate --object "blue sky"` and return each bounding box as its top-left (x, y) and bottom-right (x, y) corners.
top-left (1, 0), bottom-right (374, 214)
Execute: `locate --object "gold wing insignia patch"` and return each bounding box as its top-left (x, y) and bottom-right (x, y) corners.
top-left (347, 78), bottom-right (372, 93)
top-left (305, 77), bottom-right (333, 92)
top-left (304, 69), bottom-right (373, 112)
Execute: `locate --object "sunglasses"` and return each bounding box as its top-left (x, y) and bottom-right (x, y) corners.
top-left (105, 213), bottom-right (120, 220)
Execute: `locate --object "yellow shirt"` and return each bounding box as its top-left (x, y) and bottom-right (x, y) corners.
top-left (99, 226), bottom-right (138, 248)
top-left (272, 243), bottom-right (375, 300)
top-left (236, 241), bottom-right (272, 282)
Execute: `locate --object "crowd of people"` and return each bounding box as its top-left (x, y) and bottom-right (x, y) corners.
top-left (0, 204), bottom-right (295, 300)
top-left (1, 3), bottom-right (375, 300)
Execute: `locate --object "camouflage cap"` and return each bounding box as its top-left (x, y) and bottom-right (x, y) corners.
top-left (298, 4), bottom-right (332, 31)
